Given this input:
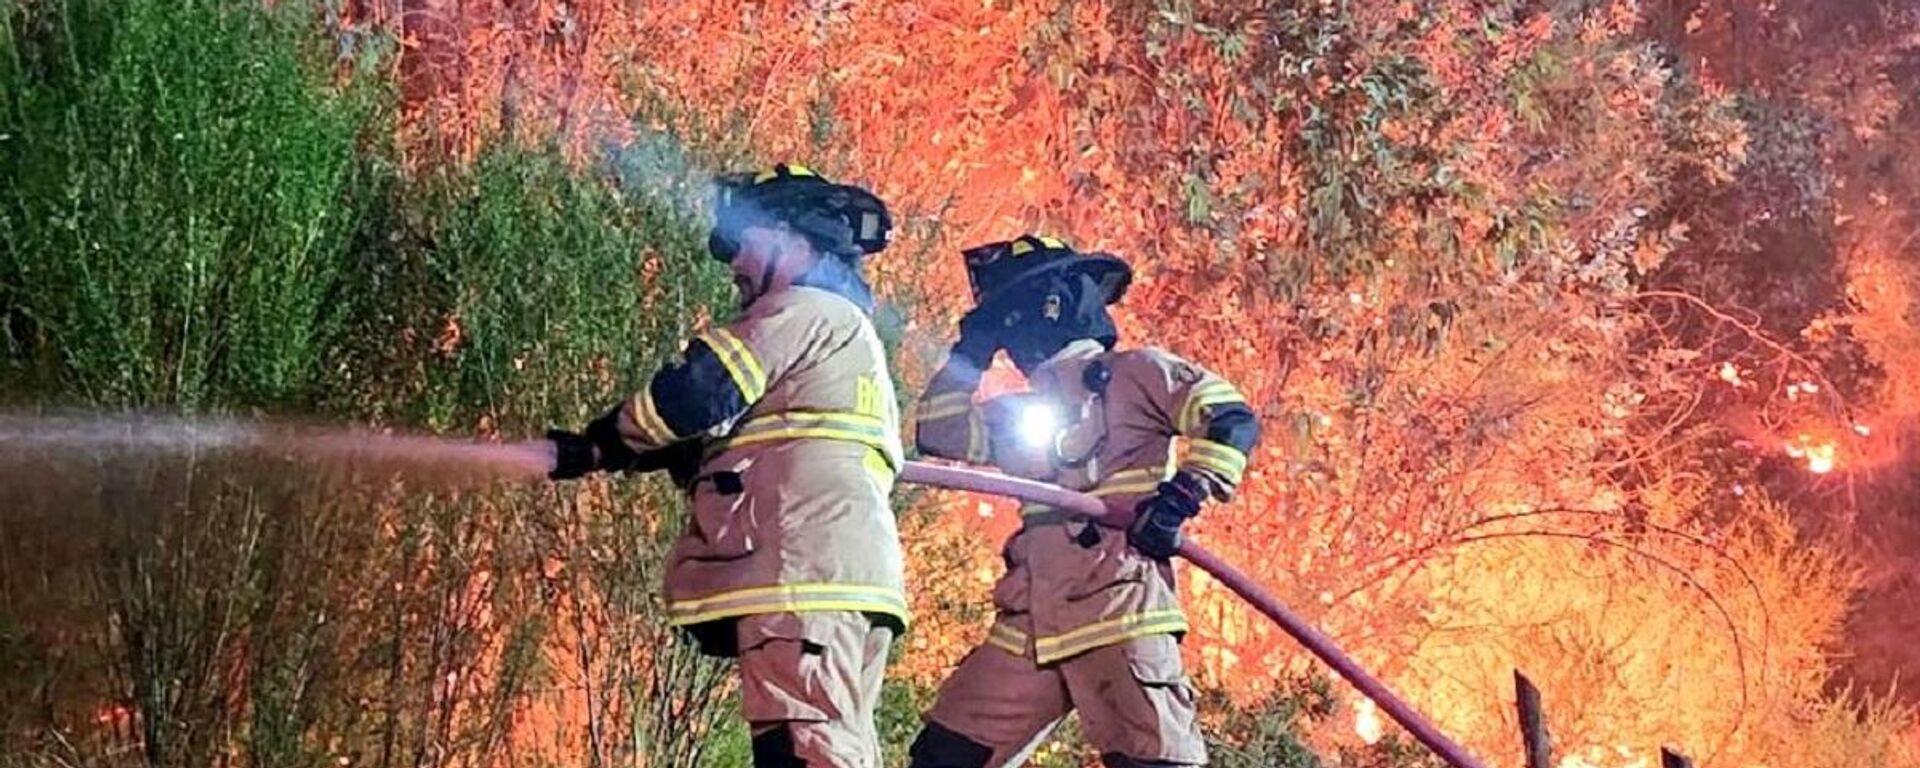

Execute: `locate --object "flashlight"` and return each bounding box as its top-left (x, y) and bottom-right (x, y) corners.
top-left (1014, 401), bottom-right (1062, 450)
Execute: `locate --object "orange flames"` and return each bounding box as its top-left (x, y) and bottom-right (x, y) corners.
top-left (1784, 434), bottom-right (1840, 474)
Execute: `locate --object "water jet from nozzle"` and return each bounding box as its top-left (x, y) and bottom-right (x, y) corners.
top-left (0, 413), bottom-right (555, 490)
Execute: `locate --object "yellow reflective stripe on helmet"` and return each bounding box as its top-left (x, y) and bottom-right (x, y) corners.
top-left (754, 163), bottom-right (818, 184)
top-left (666, 582), bottom-right (908, 627)
top-left (698, 328), bottom-right (768, 403)
top-left (1033, 609), bottom-right (1188, 664)
top-left (1177, 381), bottom-right (1246, 434)
top-left (624, 389), bottom-right (677, 448)
top-left (1010, 235), bottom-right (1067, 257)
top-left (917, 391), bottom-right (973, 422)
top-left (1184, 438), bottom-right (1248, 483)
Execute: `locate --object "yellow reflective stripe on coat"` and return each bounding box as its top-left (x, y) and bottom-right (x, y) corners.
top-left (862, 449), bottom-right (897, 488)
top-left (624, 389), bottom-right (677, 448)
top-left (986, 621), bottom-right (1029, 656)
top-left (1018, 502), bottom-right (1059, 519)
top-left (1033, 609), bottom-right (1189, 664)
top-left (1088, 466), bottom-right (1173, 498)
top-left (964, 409), bottom-right (989, 463)
top-left (917, 391), bottom-right (973, 422)
top-left (1183, 437), bottom-right (1249, 484)
top-left (709, 410), bottom-right (904, 469)
top-left (1018, 466), bottom-right (1173, 522)
top-left (666, 583), bottom-right (909, 627)
top-left (697, 328), bottom-right (769, 402)
top-left (1177, 381), bottom-right (1246, 434)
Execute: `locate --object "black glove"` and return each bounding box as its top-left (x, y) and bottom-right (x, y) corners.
top-left (545, 407), bottom-right (642, 480)
top-left (547, 429), bottom-right (599, 480)
top-left (951, 307), bottom-right (1003, 370)
top-left (1128, 471), bottom-right (1211, 560)
top-left (583, 408), bottom-right (644, 472)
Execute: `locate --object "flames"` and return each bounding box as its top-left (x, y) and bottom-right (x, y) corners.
top-left (1784, 434), bottom-right (1839, 474)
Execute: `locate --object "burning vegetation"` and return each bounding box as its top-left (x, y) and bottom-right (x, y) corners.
top-left (3, 0), bottom-right (1919, 765)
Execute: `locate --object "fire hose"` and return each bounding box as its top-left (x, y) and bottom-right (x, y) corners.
top-left (899, 461), bottom-right (1491, 768)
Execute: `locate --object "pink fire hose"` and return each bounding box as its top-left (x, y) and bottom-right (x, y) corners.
top-left (899, 461), bottom-right (1490, 768)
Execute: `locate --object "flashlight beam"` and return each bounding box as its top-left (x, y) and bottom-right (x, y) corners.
top-left (898, 460), bottom-right (1492, 768)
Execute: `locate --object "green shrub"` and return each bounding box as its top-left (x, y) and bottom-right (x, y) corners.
top-left (1, 0), bottom-right (380, 409)
top-left (322, 145), bottom-right (733, 432)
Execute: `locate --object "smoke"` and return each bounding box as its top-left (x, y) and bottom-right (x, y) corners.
top-left (598, 129), bottom-right (723, 233)
top-left (596, 129), bottom-right (944, 352)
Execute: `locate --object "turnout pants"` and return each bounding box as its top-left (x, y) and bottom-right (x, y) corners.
top-left (736, 611), bottom-right (894, 768)
top-left (911, 632), bottom-right (1207, 767)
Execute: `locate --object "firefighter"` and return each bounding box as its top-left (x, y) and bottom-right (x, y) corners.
top-left (546, 164), bottom-right (907, 768)
top-left (906, 236), bottom-right (1261, 768)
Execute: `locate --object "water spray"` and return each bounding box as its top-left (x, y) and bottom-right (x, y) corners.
top-left (0, 414), bottom-right (555, 483)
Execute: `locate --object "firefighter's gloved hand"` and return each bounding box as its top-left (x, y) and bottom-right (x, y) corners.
top-left (545, 409), bottom-right (643, 480)
top-left (546, 430), bottom-right (599, 480)
top-left (583, 408), bottom-right (642, 472)
top-left (1128, 471), bottom-right (1210, 560)
top-left (951, 306), bottom-right (1003, 370)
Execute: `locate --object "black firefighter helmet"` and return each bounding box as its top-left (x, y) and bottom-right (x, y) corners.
top-left (962, 235), bottom-right (1132, 314)
top-left (962, 235), bottom-right (1134, 372)
top-left (709, 164), bottom-right (892, 263)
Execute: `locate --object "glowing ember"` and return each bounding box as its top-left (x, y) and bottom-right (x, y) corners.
top-left (1784, 435), bottom-right (1839, 473)
top-left (1853, 423), bottom-right (1872, 436)
top-left (1806, 443), bottom-right (1837, 474)
top-left (1354, 698), bottom-right (1384, 745)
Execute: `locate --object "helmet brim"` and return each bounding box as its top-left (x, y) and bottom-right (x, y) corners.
top-left (975, 253), bottom-right (1132, 313)
top-left (709, 178), bottom-right (891, 263)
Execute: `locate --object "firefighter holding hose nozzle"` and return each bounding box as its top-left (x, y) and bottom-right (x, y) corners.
top-left (546, 164), bottom-right (906, 768)
top-left (907, 236), bottom-right (1261, 768)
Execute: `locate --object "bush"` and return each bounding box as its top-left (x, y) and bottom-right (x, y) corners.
top-left (2, 3), bottom-right (747, 762)
top-left (1, 0), bottom-right (379, 409)
top-left (329, 147), bottom-right (732, 431)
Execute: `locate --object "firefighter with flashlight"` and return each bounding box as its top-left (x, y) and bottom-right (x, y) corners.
top-left (546, 164), bottom-right (906, 768)
top-left (907, 236), bottom-right (1260, 768)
